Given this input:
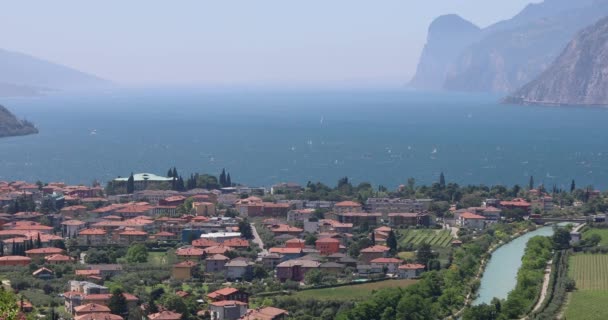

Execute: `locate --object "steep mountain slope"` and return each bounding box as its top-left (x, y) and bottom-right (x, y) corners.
top-left (410, 0), bottom-right (608, 93)
top-left (0, 48), bottom-right (110, 91)
top-left (0, 105), bottom-right (38, 138)
top-left (505, 17), bottom-right (608, 106)
top-left (409, 15), bottom-right (481, 90)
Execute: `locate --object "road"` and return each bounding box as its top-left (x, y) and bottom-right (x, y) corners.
top-left (250, 223), bottom-right (268, 256)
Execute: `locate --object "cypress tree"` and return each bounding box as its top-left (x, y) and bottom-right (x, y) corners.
top-left (36, 233), bottom-right (42, 248)
top-left (126, 173), bottom-right (135, 194)
top-left (167, 168), bottom-right (173, 178)
top-left (529, 176), bottom-right (534, 190)
top-left (219, 169), bottom-right (227, 187)
top-left (370, 231), bottom-right (376, 245)
top-left (226, 173), bottom-right (232, 187)
top-left (172, 167), bottom-right (178, 178)
top-left (387, 230), bottom-right (397, 254)
top-left (0, 241), bottom-right (4, 256)
top-left (439, 172), bottom-right (446, 189)
top-left (11, 240), bottom-right (15, 255)
top-left (570, 180), bottom-right (576, 193)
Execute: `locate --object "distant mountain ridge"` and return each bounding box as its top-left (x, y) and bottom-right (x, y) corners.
top-left (410, 0), bottom-right (608, 93)
top-left (0, 48), bottom-right (111, 96)
top-left (505, 16), bottom-right (608, 106)
top-left (0, 105), bottom-right (37, 138)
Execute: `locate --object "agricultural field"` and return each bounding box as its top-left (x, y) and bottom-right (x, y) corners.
top-left (564, 254), bottom-right (608, 320)
top-left (293, 279), bottom-right (417, 300)
top-left (399, 229), bottom-right (453, 248)
top-left (582, 228), bottom-right (608, 246)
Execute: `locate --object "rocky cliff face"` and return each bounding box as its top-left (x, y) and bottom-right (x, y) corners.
top-left (0, 105), bottom-right (38, 138)
top-left (411, 0), bottom-right (608, 93)
top-left (408, 14), bottom-right (481, 90)
top-left (505, 17), bottom-right (608, 106)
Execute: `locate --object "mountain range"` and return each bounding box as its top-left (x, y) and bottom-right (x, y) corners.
top-left (410, 0), bottom-right (608, 94)
top-left (505, 16), bottom-right (608, 106)
top-left (0, 48), bottom-right (110, 97)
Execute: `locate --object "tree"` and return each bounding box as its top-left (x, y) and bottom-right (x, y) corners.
top-left (226, 173), bottom-right (232, 187)
top-left (304, 269), bottom-right (324, 285)
top-left (570, 179), bottom-right (576, 193)
top-left (36, 233), bottom-right (42, 249)
top-left (219, 169), bottom-right (227, 188)
top-left (125, 244), bottom-right (148, 263)
top-left (439, 172), bottom-right (446, 189)
top-left (126, 173), bottom-right (135, 194)
top-left (416, 243), bottom-right (434, 269)
top-left (109, 288), bottom-right (128, 316)
top-left (238, 220), bottom-right (253, 240)
top-left (370, 232), bottom-right (376, 245)
top-left (552, 228), bottom-right (571, 250)
top-left (529, 176), bottom-right (534, 190)
top-left (386, 230), bottom-right (398, 254)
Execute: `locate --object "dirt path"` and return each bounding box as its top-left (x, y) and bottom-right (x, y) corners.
top-left (250, 223), bottom-right (267, 256)
top-left (527, 260), bottom-right (553, 317)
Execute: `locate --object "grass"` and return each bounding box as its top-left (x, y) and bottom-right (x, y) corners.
top-left (399, 229), bottom-right (453, 249)
top-left (582, 228), bottom-right (608, 246)
top-left (398, 251), bottom-right (415, 260)
top-left (149, 252), bottom-right (168, 266)
top-left (564, 254), bottom-right (608, 320)
top-left (293, 279), bottom-right (417, 300)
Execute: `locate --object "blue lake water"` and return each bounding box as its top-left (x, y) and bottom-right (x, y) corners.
top-left (1, 88), bottom-right (608, 188)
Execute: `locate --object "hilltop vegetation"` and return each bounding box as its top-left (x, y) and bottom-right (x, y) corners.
top-left (0, 104), bottom-right (37, 138)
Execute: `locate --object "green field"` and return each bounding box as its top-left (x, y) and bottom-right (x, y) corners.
top-left (564, 254), bottom-right (608, 320)
top-left (293, 279), bottom-right (417, 300)
top-left (399, 229), bottom-right (453, 248)
top-left (149, 252), bottom-right (168, 265)
top-left (582, 228), bottom-right (608, 246)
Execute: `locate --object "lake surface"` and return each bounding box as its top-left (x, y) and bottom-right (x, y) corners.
top-left (2, 89), bottom-right (608, 187)
top-left (474, 226), bottom-right (554, 305)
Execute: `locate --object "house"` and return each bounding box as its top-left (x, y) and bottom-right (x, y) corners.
top-left (271, 182), bottom-right (302, 195)
top-left (276, 259), bottom-right (320, 282)
top-left (209, 300), bottom-right (248, 320)
top-left (192, 238), bottom-right (221, 248)
top-left (207, 287), bottom-right (249, 304)
top-left (240, 307), bottom-right (289, 320)
top-left (268, 248), bottom-right (303, 261)
top-left (285, 239), bottom-right (306, 249)
top-left (153, 231), bottom-right (178, 241)
top-left (62, 220), bottom-right (87, 238)
top-left (78, 229), bottom-right (108, 246)
top-left (175, 247), bottom-right (206, 261)
top-left (458, 212), bottom-right (486, 230)
top-left (193, 202), bottom-right (216, 216)
top-left (366, 198), bottom-right (430, 213)
top-left (75, 313), bottom-right (123, 320)
top-left (205, 245), bottom-right (234, 256)
top-left (148, 311), bottom-right (182, 320)
top-left (45, 254), bottom-right (75, 264)
top-left (319, 262), bottom-right (345, 274)
top-left (315, 238), bottom-right (340, 255)
top-left (25, 247), bottom-right (65, 259)
top-left (206, 254), bottom-right (230, 273)
top-left (223, 238), bottom-right (249, 249)
top-left (388, 213), bottom-right (430, 228)
top-left (32, 267), bottom-right (54, 279)
top-left (359, 245), bottom-right (390, 264)
top-left (83, 293), bottom-right (138, 310)
top-left (336, 212), bottom-right (381, 227)
top-left (113, 173), bottom-right (173, 191)
top-left (225, 259), bottom-right (253, 280)
top-left (262, 254), bottom-right (283, 269)
top-left (356, 264), bottom-right (384, 278)
top-left (398, 264), bottom-right (425, 279)
top-left (269, 225), bottom-right (303, 237)
top-left (201, 232), bottom-right (242, 243)
top-left (286, 209), bottom-right (315, 222)
top-left (172, 260), bottom-right (198, 280)
top-left (118, 230), bottom-right (148, 244)
top-left (333, 201), bottom-right (363, 213)
top-left (74, 303), bottom-right (111, 316)
top-left (499, 198), bottom-right (531, 212)
top-left (370, 257), bottom-right (402, 274)
top-left (0, 256), bottom-right (31, 266)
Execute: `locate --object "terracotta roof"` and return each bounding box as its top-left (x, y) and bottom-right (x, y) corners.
top-left (174, 260), bottom-right (197, 268)
top-left (207, 287), bottom-right (240, 299)
top-left (25, 247), bottom-right (64, 254)
top-left (75, 313), bottom-right (123, 320)
top-left (315, 238), bottom-right (340, 244)
top-left (241, 307), bottom-right (289, 320)
top-left (148, 311), bottom-right (182, 320)
top-left (370, 257), bottom-right (402, 264)
top-left (176, 247), bottom-right (206, 256)
top-left (76, 270), bottom-right (101, 276)
top-left (206, 254), bottom-right (229, 261)
top-left (191, 238), bottom-right (220, 248)
top-left (360, 245), bottom-right (390, 253)
top-left (204, 245), bottom-right (233, 255)
top-left (45, 254), bottom-right (74, 262)
top-left (460, 212), bottom-right (485, 220)
top-left (271, 225), bottom-right (303, 233)
top-left (335, 201), bottom-right (361, 207)
top-left (223, 238), bottom-right (249, 247)
top-left (32, 267), bottom-right (54, 276)
top-left (79, 228), bottom-right (107, 235)
top-left (155, 231), bottom-right (176, 237)
top-left (118, 230), bottom-right (148, 236)
top-left (84, 293), bottom-right (138, 302)
top-left (74, 303), bottom-right (111, 313)
top-left (62, 219), bottom-right (86, 226)
top-left (269, 247), bottom-right (302, 254)
top-left (210, 300), bottom-right (247, 307)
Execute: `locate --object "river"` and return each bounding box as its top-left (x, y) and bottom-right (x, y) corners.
top-left (473, 226), bottom-right (555, 305)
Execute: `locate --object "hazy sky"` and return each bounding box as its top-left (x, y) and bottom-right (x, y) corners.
top-left (1, 0), bottom-right (541, 88)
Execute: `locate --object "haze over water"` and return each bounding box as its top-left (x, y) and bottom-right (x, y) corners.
top-left (2, 89), bottom-right (608, 189)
